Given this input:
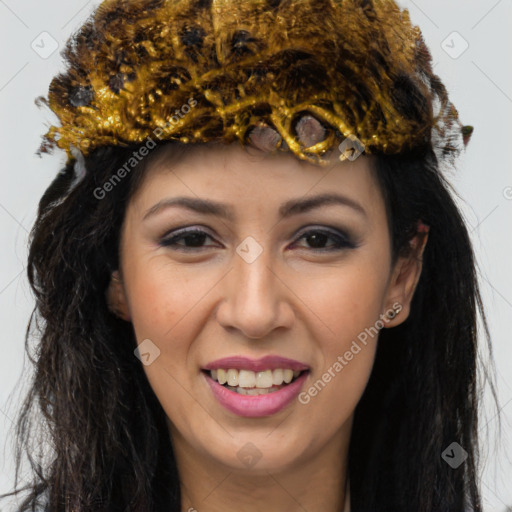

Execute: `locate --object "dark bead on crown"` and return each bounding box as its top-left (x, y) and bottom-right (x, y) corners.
top-left (69, 85), bottom-right (94, 107)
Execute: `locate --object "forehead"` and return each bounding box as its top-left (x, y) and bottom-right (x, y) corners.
top-left (128, 142), bottom-right (386, 223)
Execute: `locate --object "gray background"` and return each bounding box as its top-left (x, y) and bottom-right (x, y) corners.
top-left (0, 1), bottom-right (511, 510)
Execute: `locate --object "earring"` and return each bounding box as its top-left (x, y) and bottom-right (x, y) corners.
top-left (383, 303), bottom-right (402, 322)
top-left (111, 271), bottom-right (122, 283)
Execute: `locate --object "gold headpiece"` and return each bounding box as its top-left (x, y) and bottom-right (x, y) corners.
top-left (38, 0), bottom-right (473, 165)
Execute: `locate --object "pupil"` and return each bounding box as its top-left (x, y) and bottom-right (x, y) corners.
top-left (185, 233), bottom-right (206, 246)
top-left (307, 233), bottom-right (327, 248)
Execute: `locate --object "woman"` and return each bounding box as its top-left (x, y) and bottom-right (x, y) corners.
top-left (0, 0), bottom-right (497, 510)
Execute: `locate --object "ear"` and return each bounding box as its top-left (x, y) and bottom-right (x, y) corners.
top-left (105, 270), bottom-right (131, 322)
top-left (382, 222), bottom-right (429, 328)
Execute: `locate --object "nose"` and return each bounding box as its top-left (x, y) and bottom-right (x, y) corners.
top-left (216, 246), bottom-right (295, 339)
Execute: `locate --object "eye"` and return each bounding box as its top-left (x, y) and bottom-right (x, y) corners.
top-left (159, 227), bottom-right (219, 250)
top-left (291, 227), bottom-right (357, 251)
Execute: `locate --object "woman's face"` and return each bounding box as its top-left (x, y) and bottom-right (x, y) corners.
top-left (112, 143), bottom-right (423, 474)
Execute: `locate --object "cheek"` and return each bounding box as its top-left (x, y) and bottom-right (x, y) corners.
top-left (292, 254), bottom-right (389, 427)
top-left (123, 247), bottom-right (205, 330)
top-left (123, 259), bottom-right (216, 429)
top-left (295, 252), bottom-right (389, 350)
top-left (123, 255), bottom-right (225, 385)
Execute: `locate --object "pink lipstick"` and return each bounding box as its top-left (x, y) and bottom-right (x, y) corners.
top-left (202, 355), bottom-right (310, 417)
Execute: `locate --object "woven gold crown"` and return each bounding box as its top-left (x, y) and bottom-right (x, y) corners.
top-left (38, 0), bottom-right (473, 165)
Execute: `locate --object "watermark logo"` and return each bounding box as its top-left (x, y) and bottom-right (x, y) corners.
top-left (441, 32), bottom-right (469, 60)
top-left (31, 31), bottom-right (59, 59)
top-left (338, 135), bottom-right (365, 161)
top-left (134, 338), bottom-right (161, 366)
top-left (237, 442), bottom-right (263, 468)
top-left (441, 442), bottom-right (468, 469)
top-left (236, 236), bottom-right (263, 264)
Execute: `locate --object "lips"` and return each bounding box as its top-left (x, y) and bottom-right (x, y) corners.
top-left (204, 371), bottom-right (309, 417)
top-left (202, 355), bottom-right (310, 417)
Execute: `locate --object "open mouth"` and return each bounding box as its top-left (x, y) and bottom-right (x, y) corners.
top-left (202, 368), bottom-right (309, 396)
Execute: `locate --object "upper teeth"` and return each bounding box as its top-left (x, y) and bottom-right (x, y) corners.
top-left (210, 369), bottom-right (301, 388)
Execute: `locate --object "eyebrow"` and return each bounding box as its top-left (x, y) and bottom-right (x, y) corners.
top-left (143, 193), bottom-right (367, 221)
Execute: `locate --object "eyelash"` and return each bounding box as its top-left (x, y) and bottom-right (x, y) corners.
top-left (159, 226), bottom-right (357, 252)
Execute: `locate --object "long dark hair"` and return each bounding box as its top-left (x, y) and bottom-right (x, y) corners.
top-left (0, 140), bottom-right (499, 512)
